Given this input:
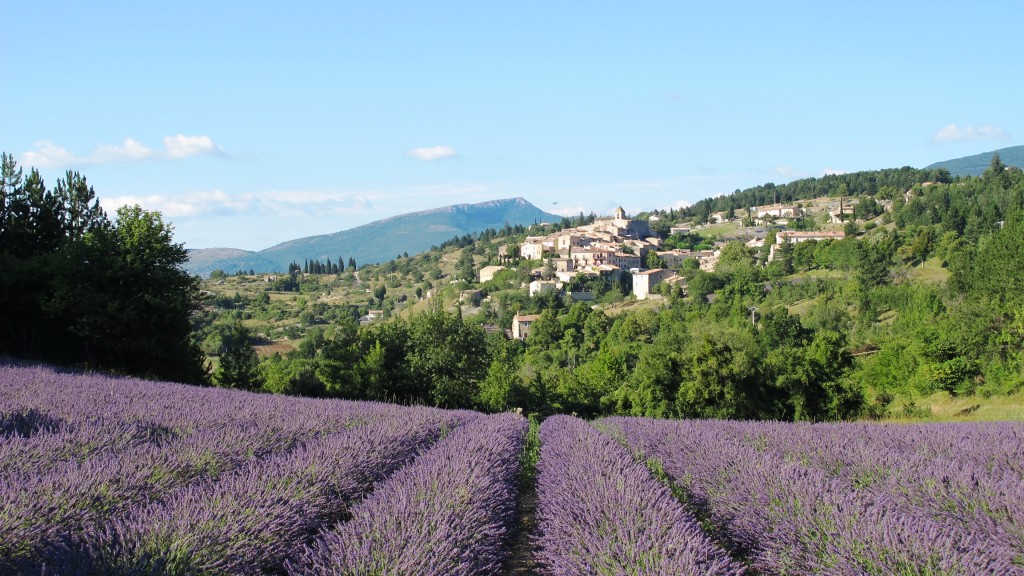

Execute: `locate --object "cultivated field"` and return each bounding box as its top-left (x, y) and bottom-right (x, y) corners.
top-left (2, 362), bottom-right (1021, 575)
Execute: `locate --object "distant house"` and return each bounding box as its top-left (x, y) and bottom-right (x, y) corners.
top-left (699, 250), bottom-right (721, 272)
top-left (592, 264), bottom-right (625, 279)
top-left (556, 233), bottom-right (589, 252)
top-left (632, 269), bottom-right (673, 300)
top-left (657, 249), bottom-right (706, 270)
top-left (609, 252), bottom-right (642, 270)
top-left (551, 258), bottom-right (574, 273)
top-left (829, 205), bottom-right (856, 223)
top-left (520, 237), bottom-right (549, 260)
top-left (478, 265), bottom-right (506, 283)
top-left (512, 313), bottom-right (541, 340)
top-left (359, 309), bottom-right (385, 325)
top-left (571, 249), bottom-right (612, 268)
top-left (751, 204), bottom-right (803, 219)
top-left (529, 280), bottom-right (561, 297)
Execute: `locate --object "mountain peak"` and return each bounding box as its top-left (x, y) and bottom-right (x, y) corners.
top-left (186, 197), bottom-right (558, 276)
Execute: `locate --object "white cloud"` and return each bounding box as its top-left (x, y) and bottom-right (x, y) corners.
top-left (93, 138), bottom-right (155, 162)
top-left (20, 135), bottom-right (223, 168)
top-left (163, 134), bottom-right (220, 158)
top-left (823, 168), bottom-right (848, 176)
top-left (407, 145), bottom-right (458, 161)
top-left (21, 140), bottom-right (79, 168)
top-left (667, 199), bottom-right (692, 210)
top-left (931, 124), bottom-right (1010, 144)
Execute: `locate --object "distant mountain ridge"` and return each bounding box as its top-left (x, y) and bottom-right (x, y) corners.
top-left (186, 197), bottom-right (559, 277)
top-left (926, 145), bottom-right (1024, 177)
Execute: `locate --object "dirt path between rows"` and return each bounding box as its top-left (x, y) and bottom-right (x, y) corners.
top-left (502, 484), bottom-right (539, 575)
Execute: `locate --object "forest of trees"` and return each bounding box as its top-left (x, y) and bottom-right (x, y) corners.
top-left (0, 154), bottom-right (207, 384)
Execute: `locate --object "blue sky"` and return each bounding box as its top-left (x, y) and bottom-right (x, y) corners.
top-left (3, 1), bottom-right (1021, 251)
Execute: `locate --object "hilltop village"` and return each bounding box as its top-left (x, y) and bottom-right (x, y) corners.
top-left (490, 202), bottom-right (849, 312)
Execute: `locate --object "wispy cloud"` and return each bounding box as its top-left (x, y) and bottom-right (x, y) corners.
top-left (823, 168), bottom-right (848, 176)
top-left (20, 135), bottom-right (224, 168)
top-left (547, 205), bottom-right (590, 217)
top-left (105, 188), bottom-right (381, 219)
top-left (99, 181), bottom-right (510, 222)
top-left (101, 190), bottom-right (250, 218)
top-left (931, 123), bottom-right (1010, 144)
top-left (407, 145), bottom-right (458, 161)
top-left (772, 166), bottom-right (809, 180)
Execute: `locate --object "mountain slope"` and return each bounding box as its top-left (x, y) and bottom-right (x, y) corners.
top-left (185, 197), bottom-right (558, 276)
top-left (185, 248), bottom-right (281, 278)
top-left (925, 145), bottom-right (1024, 177)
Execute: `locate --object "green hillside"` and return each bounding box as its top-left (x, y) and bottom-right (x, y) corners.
top-left (186, 197), bottom-right (559, 276)
top-left (925, 145), bottom-right (1024, 177)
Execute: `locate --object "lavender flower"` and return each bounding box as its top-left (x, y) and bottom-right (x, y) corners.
top-left (535, 415), bottom-right (744, 576)
top-left (289, 412), bottom-right (527, 576)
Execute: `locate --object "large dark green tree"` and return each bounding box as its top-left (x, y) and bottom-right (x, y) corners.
top-left (0, 154), bottom-right (208, 384)
top-left (214, 321), bottom-right (263, 390)
top-left (406, 304), bottom-right (488, 407)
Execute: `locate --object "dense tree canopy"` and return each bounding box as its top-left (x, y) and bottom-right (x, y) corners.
top-left (0, 154), bottom-right (207, 383)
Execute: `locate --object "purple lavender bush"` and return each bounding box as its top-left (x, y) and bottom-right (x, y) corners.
top-left (54, 413), bottom-right (458, 575)
top-left (535, 415), bottom-right (744, 576)
top-left (288, 412), bottom-right (527, 576)
top-left (680, 418), bottom-right (1024, 566)
top-left (0, 419), bottom-right (311, 571)
top-left (601, 417), bottom-right (1020, 575)
top-left (0, 362), bottom-right (475, 574)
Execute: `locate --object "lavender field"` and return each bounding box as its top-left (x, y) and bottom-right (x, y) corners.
top-left (2, 362), bottom-right (1022, 575)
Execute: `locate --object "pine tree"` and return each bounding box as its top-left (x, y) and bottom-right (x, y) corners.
top-left (214, 321), bottom-right (263, 390)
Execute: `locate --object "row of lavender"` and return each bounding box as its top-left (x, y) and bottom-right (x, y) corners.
top-left (697, 419), bottom-right (1024, 561)
top-left (0, 363), bottom-right (481, 574)
top-left (599, 417), bottom-right (1024, 575)
top-left (288, 413), bottom-right (527, 574)
top-left (533, 415), bottom-right (745, 575)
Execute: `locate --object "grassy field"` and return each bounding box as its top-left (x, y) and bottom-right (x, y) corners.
top-left (881, 390), bottom-right (1024, 423)
top-left (598, 296), bottom-right (668, 317)
top-left (906, 256), bottom-right (950, 284)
